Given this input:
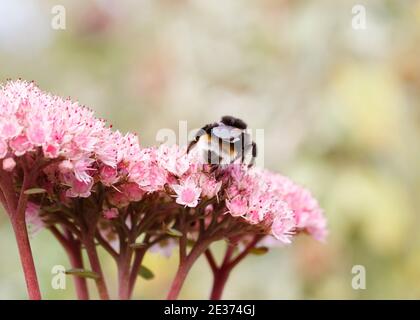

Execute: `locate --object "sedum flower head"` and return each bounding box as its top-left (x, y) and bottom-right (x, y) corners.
top-left (1, 80), bottom-right (327, 255)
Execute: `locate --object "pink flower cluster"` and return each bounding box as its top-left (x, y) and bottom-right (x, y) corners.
top-left (123, 144), bottom-right (326, 244)
top-left (0, 80), bottom-right (326, 245)
top-left (0, 80), bottom-right (137, 193)
top-left (0, 80), bottom-right (327, 300)
top-left (117, 145), bottom-right (326, 245)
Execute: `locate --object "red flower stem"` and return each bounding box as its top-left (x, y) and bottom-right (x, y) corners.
top-left (118, 261), bottom-right (131, 299)
top-left (207, 235), bottom-right (263, 300)
top-left (167, 238), bottom-right (214, 300)
top-left (227, 235), bottom-right (262, 269)
top-left (127, 247), bottom-right (147, 298)
top-left (10, 215), bottom-right (42, 300)
top-left (76, 197), bottom-right (110, 300)
top-left (222, 245), bottom-right (235, 265)
top-left (210, 266), bottom-right (231, 300)
top-left (127, 206), bottom-right (163, 295)
top-left (83, 237), bottom-right (110, 300)
top-left (117, 245), bottom-right (133, 300)
top-left (127, 234), bottom-right (167, 298)
top-left (206, 246), bottom-right (234, 300)
top-left (95, 231), bottom-right (118, 260)
top-left (49, 226), bottom-right (89, 300)
top-left (67, 241), bottom-right (89, 300)
top-left (166, 208), bottom-right (233, 300)
top-left (0, 167), bottom-right (42, 300)
top-left (204, 249), bottom-right (217, 274)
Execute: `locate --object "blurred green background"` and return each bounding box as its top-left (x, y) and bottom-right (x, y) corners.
top-left (1, 0), bottom-right (420, 299)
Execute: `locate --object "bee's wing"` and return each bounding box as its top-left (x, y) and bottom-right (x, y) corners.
top-left (212, 126), bottom-right (242, 141)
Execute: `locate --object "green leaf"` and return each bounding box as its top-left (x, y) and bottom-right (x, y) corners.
top-left (186, 239), bottom-right (196, 247)
top-left (65, 268), bottom-right (100, 279)
top-left (138, 266), bottom-right (154, 280)
top-left (249, 247), bottom-right (269, 255)
top-left (166, 219), bottom-right (176, 229)
top-left (24, 188), bottom-right (47, 195)
top-left (43, 206), bottom-right (60, 213)
top-left (129, 242), bottom-right (147, 249)
top-left (166, 228), bottom-right (183, 237)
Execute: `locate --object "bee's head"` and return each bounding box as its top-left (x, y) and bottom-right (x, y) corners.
top-left (220, 116), bottom-right (247, 130)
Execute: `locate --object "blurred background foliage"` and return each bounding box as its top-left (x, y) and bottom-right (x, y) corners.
top-left (1, 0), bottom-right (420, 299)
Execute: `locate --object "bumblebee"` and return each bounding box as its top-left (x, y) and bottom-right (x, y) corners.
top-left (187, 116), bottom-right (257, 168)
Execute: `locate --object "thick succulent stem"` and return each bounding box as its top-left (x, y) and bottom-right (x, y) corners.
top-left (206, 235), bottom-right (263, 300)
top-left (117, 249), bottom-right (133, 300)
top-left (50, 226), bottom-right (89, 299)
top-left (67, 242), bottom-right (90, 300)
top-left (1, 167), bottom-right (41, 300)
top-left (11, 216), bottom-right (42, 300)
top-left (210, 267), bottom-right (230, 300)
top-left (127, 248), bottom-right (147, 298)
top-left (84, 238), bottom-right (110, 300)
top-left (167, 238), bottom-right (213, 300)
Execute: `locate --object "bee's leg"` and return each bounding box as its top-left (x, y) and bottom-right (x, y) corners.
top-left (209, 164), bottom-right (219, 173)
top-left (207, 150), bottom-right (213, 165)
top-left (187, 123), bottom-right (218, 153)
top-left (209, 156), bottom-right (224, 174)
top-left (187, 140), bottom-right (198, 154)
top-left (248, 142), bottom-right (257, 168)
top-left (241, 133), bottom-right (246, 163)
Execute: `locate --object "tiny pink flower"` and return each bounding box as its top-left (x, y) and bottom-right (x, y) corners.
top-left (72, 157), bottom-right (95, 183)
top-left (200, 175), bottom-right (222, 198)
top-left (43, 143), bottom-right (60, 158)
top-left (99, 165), bottom-right (119, 186)
top-left (0, 117), bottom-right (22, 139)
top-left (120, 183), bottom-right (144, 202)
top-left (58, 160), bottom-right (73, 173)
top-left (172, 179), bottom-right (201, 208)
top-left (26, 122), bottom-right (47, 145)
top-left (246, 209), bottom-right (261, 224)
top-left (2, 157), bottom-right (16, 171)
top-left (117, 161), bottom-right (129, 177)
top-left (66, 176), bottom-right (94, 198)
top-left (107, 190), bottom-right (130, 208)
top-left (141, 165), bottom-right (168, 192)
top-left (226, 196), bottom-right (248, 217)
top-left (103, 208), bottom-right (119, 220)
top-left (272, 215), bottom-right (295, 244)
top-left (157, 145), bottom-right (190, 177)
top-left (9, 135), bottom-right (33, 156)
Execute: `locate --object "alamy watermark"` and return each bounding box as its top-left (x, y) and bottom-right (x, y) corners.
top-left (51, 265), bottom-right (66, 290)
top-left (351, 4), bottom-right (367, 30)
top-left (51, 5), bottom-right (66, 30)
top-left (351, 265), bottom-right (366, 290)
